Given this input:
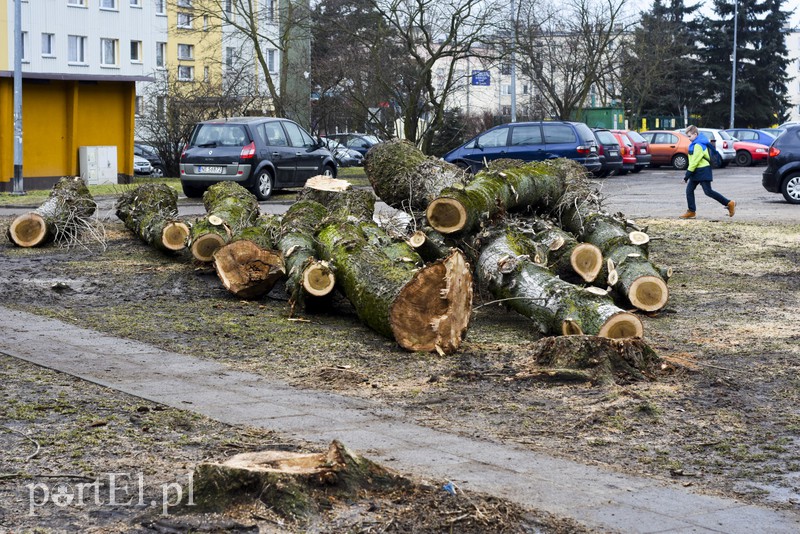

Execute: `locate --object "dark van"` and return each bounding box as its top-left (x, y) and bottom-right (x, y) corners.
top-left (442, 121), bottom-right (601, 173)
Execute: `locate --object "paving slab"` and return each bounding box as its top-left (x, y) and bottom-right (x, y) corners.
top-left (1, 305), bottom-right (799, 533)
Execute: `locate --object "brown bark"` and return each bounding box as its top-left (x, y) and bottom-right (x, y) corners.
top-left (213, 240), bottom-right (285, 299)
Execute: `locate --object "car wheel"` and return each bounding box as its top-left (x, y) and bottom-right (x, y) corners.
top-left (181, 181), bottom-right (205, 199)
top-left (631, 166), bottom-right (643, 174)
top-left (252, 171), bottom-right (274, 201)
top-left (322, 164), bottom-right (337, 178)
top-left (151, 165), bottom-right (165, 178)
top-left (736, 150), bottom-right (752, 167)
top-left (672, 154), bottom-right (689, 170)
top-left (781, 173), bottom-right (800, 204)
top-left (617, 169), bottom-right (628, 176)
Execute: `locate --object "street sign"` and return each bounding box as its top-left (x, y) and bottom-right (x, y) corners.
top-left (472, 70), bottom-right (490, 86)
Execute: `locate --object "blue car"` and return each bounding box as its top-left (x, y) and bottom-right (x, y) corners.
top-left (725, 128), bottom-right (777, 147)
top-left (442, 121), bottom-right (601, 173)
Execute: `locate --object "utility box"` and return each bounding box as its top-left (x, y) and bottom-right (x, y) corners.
top-left (79, 146), bottom-right (118, 185)
top-left (579, 107), bottom-right (625, 130)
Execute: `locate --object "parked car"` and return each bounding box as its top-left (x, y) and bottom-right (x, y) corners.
top-left (761, 128), bottom-right (785, 138)
top-left (180, 117), bottom-right (337, 200)
top-left (762, 124), bottom-right (800, 203)
top-left (615, 129), bottom-right (651, 173)
top-left (732, 140), bottom-right (769, 167)
top-left (608, 130), bottom-right (636, 175)
top-left (639, 130), bottom-right (692, 170)
top-left (325, 133), bottom-right (382, 156)
top-left (321, 137), bottom-right (364, 167)
top-left (442, 121), bottom-right (601, 174)
top-left (697, 128), bottom-right (736, 167)
top-left (591, 128), bottom-right (623, 178)
top-left (134, 143), bottom-right (167, 178)
top-left (724, 128), bottom-right (776, 147)
top-left (133, 155), bottom-right (153, 175)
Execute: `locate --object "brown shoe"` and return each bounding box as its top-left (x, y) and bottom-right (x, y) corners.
top-left (727, 200), bottom-right (736, 217)
top-left (680, 210), bottom-right (696, 219)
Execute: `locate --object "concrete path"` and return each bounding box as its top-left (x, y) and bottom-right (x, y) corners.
top-left (2, 305), bottom-right (799, 533)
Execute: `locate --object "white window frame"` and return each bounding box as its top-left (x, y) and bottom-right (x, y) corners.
top-left (177, 0), bottom-right (192, 6)
top-left (178, 65), bottom-right (194, 81)
top-left (21, 32), bottom-right (28, 62)
top-left (67, 0), bottom-right (86, 6)
top-left (155, 0), bottom-right (165, 15)
top-left (177, 12), bottom-right (192, 28)
top-left (156, 42), bottom-right (166, 68)
top-left (130, 0), bottom-right (141, 6)
top-left (100, 38), bottom-right (119, 67)
top-left (99, 0), bottom-right (117, 10)
top-left (130, 40), bottom-right (142, 63)
top-left (204, 66), bottom-right (209, 82)
top-left (178, 44), bottom-right (194, 60)
top-left (226, 47), bottom-right (235, 68)
top-left (41, 33), bottom-right (55, 57)
top-left (267, 49), bottom-right (277, 73)
top-left (68, 35), bottom-right (87, 64)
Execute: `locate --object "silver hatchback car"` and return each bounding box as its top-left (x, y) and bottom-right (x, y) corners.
top-left (697, 128), bottom-right (736, 168)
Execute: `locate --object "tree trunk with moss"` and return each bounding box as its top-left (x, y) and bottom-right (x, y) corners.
top-left (114, 183), bottom-right (189, 252)
top-left (192, 440), bottom-right (400, 519)
top-left (316, 218), bottom-right (472, 353)
top-left (525, 217), bottom-right (603, 283)
top-left (231, 214), bottom-right (281, 250)
top-left (7, 177), bottom-right (96, 247)
top-left (277, 199), bottom-right (336, 312)
top-left (426, 159), bottom-right (589, 236)
top-left (296, 179), bottom-right (376, 220)
top-left (473, 225), bottom-right (642, 339)
top-left (189, 182), bottom-right (260, 262)
top-left (364, 139), bottom-right (467, 212)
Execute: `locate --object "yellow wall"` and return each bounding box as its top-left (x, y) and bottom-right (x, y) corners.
top-left (0, 79), bottom-right (135, 189)
top-left (169, 2), bottom-right (223, 88)
top-left (0, 0), bottom-right (8, 71)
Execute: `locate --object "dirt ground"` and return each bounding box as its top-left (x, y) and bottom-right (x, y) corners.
top-left (1, 201), bottom-right (799, 532)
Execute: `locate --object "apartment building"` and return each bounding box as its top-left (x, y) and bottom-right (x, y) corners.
top-left (0, 0), bottom-right (164, 190)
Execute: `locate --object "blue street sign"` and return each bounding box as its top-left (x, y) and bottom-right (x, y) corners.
top-left (472, 70), bottom-right (490, 86)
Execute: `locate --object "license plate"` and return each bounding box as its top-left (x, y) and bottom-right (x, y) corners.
top-left (640, 148), bottom-right (646, 154)
top-left (197, 166), bottom-right (224, 174)
top-left (609, 151), bottom-right (618, 157)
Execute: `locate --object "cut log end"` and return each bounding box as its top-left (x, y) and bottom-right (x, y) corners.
top-left (629, 230), bottom-right (650, 245)
top-left (390, 250), bottom-right (473, 354)
top-left (426, 198), bottom-right (467, 234)
top-left (561, 319), bottom-right (584, 336)
top-left (598, 312), bottom-right (644, 339)
top-left (162, 222), bottom-right (190, 251)
top-left (305, 175), bottom-right (352, 192)
top-left (302, 261), bottom-right (335, 297)
top-left (407, 230), bottom-right (427, 249)
top-left (191, 233), bottom-right (227, 262)
top-left (8, 213), bottom-right (48, 247)
top-left (628, 275), bottom-right (669, 312)
top-left (213, 240), bottom-right (284, 299)
top-left (570, 243), bottom-right (603, 282)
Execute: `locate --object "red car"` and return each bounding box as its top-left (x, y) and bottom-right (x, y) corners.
top-left (613, 129), bottom-right (651, 173)
top-left (734, 141), bottom-right (769, 166)
top-left (609, 131), bottom-right (636, 174)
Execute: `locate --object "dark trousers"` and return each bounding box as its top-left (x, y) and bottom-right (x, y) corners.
top-left (686, 180), bottom-right (730, 212)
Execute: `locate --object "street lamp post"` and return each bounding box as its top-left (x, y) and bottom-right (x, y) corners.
top-left (510, 0), bottom-right (517, 122)
top-left (729, 0), bottom-right (738, 130)
top-left (12, 0), bottom-right (25, 195)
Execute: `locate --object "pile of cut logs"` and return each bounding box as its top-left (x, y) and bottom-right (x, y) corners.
top-left (6, 141), bottom-right (671, 356)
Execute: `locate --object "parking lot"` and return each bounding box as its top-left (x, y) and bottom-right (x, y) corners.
top-left (593, 164), bottom-right (797, 222)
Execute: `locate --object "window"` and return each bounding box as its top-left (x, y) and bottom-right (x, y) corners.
top-left (155, 0), bottom-right (165, 14)
top-left (177, 0), bottom-right (192, 6)
top-left (503, 84), bottom-right (512, 95)
top-left (203, 15), bottom-right (209, 30)
top-left (203, 66), bottom-right (209, 81)
top-left (522, 84), bottom-right (529, 95)
top-left (267, 0), bottom-right (276, 21)
top-left (68, 35), bottom-right (87, 63)
top-left (156, 42), bottom-right (166, 68)
top-left (21, 32), bottom-right (28, 61)
top-left (267, 49), bottom-right (276, 72)
top-left (226, 47), bottom-right (235, 68)
top-left (67, 0), bottom-right (86, 6)
top-left (500, 63), bottom-right (511, 75)
top-left (135, 96), bottom-right (143, 116)
top-left (99, 0), bottom-right (116, 9)
top-left (177, 12), bottom-right (192, 28)
top-left (542, 124), bottom-right (577, 144)
top-left (101, 38), bottom-right (118, 66)
top-left (225, 0), bottom-right (232, 13)
top-left (130, 0), bottom-right (141, 6)
top-left (510, 125), bottom-right (542, 146)
top-left (41, 33), bottom-right (55, 57)
top-left (262, 122), bottom-right (288, 146)
top-left (130, 41), bottom-right (142, 62)
top-left (178, 65), bottom-right (194, 81)
top-left (178, 44), bottom-right (194, 60)
top-left (156, 96), bottom-right (166, 120)
top-left (473, 127), bottom-right (508, 148)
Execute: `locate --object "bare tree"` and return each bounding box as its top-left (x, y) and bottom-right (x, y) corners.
top-left (516, 0), bottom-right (629, 121)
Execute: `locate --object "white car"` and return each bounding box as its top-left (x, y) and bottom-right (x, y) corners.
top-left (133, 154), bottom-right (153, 175)
top-left (697, 128), bottom-right (736, 167)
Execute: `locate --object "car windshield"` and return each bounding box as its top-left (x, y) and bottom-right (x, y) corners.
top-left (193, 124), bottom-right (249, 147)
top-left (361, 135), bottom-right (381, 145)
top-left (718, 131), bottom-right (733, 140)
top-left (595, 131), bottom-right (617, 145)
top-left (627, 131), bottom-right (646, 143)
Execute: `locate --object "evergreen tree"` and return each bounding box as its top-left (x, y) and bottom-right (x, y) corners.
top-left (698, 0), bottom-right (791, 127)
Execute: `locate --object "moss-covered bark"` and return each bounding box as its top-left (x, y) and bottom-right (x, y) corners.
top-left (297, 184), bottom-right (376, 220)
top-left (189, 182), bottom-right (261, 262)
top-left (473, 225), bottom-right (642, 339)
top-left (115, 184), bottom-right (188, 252)
top-left (527, 217), bottom-right (602, 283)
top-left (364, 139), bottom-right (467, 212)
top-left (7, 177), bottom-right (96, 247)
top-left (232, 214), bottom-right (281, 250)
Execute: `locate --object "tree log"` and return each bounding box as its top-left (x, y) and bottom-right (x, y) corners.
top-left (7, 177), bottom-right (96, 247)
top-left (364, 139), bottom-right (467, 212)
top-left (473, 225), bottom-right (642, 339)
top-left (527, 217), bottom-right (603, 283)
top-left (189, 182), bottom-right (260, 262)
top-left (426, 159), bottom-right (590, 235)
top-left (213, 239), bottom-right (285, 299)
top-left (192, 440), bottom-right (400, 519)
top-left (296, 177), bottom-right (376, 220)
top-left (114, 184), bottom-right (189, 252)
top-left (316, 219), bottom-right (472, 353)
top-left (232, 214), bottom-right (281, 250)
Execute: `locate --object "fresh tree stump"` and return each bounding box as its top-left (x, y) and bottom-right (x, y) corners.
top-left (189, 182), bottom-right (260, 262)
top-left (213, 239), bottom-right (285, 299)
top-left (473, 224), bottom-right (643, 339)
top-left (297, 178), bottom-right (376, 220)
top-left (192, 440), bottom-right (401, 519)
top-left (115, 183), bottom-right (189, 252)
top-left (316, 219), bottom-right (472, 353)
top-left (364, 139), bottom-right (467, 212)
top-left (7, 177), bottom-right (96, 247)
